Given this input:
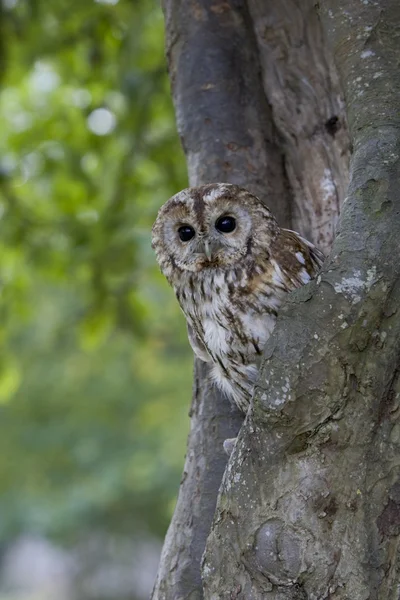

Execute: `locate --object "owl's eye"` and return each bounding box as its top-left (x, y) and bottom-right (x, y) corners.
top-left (178, 225), bottom-right (195, 242)
top-left (215, 215), bottom-right (236, 233)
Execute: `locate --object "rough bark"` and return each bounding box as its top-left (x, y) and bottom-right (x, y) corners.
top-left (247, 0), bottom-right (349, 252)
top-left (152, 361), bottom-right (243, 599)
top-left (153, 0), bottom-right (349, 598)
top-left (203, 1), bottom-right (400, 598)
top-left (153, 2), bottom-right (291, 597)
top-left (162, 0), bottom-right (291, 224)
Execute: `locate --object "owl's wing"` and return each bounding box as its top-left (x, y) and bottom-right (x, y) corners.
top-left (272, 229), bottom-right (325, 290)
top-left (287, 230), bottom-right (325, 273)
top-left (187, 322), bottom-right (212, 363)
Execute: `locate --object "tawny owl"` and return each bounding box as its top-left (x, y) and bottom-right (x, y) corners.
top-left (152, 183), bottom-right (324, 413)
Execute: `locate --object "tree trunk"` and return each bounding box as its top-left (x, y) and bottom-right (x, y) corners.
top-left (203, 0), bottom-right (400, 598)
top-left (152, 362), bottom-right (243, 599)
top-left (149, 0), bottom-right (393, 596)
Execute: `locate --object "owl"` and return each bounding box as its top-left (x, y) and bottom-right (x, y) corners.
top-left (152, 183), bottom-right (324, 414)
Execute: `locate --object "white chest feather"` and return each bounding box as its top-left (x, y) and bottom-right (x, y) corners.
top-left (182, 271), bottom-right (279, 362)
top-left (203, 317), bottom-right (230, 355)
top-left (174, 267), bottom-right (288, 412)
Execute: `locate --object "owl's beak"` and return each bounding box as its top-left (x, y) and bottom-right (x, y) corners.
top-left (203, 239), bottom-right (213, 261)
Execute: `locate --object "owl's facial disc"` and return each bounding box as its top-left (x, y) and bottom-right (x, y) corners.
top-left (152, 183), bottom-right (279, 279)
top-left (169, 209), bottom-right (252, 272)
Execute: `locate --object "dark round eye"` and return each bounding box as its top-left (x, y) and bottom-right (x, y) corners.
top-left (215, 215), bottom-right (236, 233)
top-left (178, 225), bottom-right (195, 242)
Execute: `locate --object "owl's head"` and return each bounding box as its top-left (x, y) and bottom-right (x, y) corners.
top-left (152, 183), bottom-right (278, 279)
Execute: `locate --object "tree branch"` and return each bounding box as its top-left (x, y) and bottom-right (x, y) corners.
top-left (163, 0), bottom-right (291, 224)
top-left (247, 0), bottom-right (349, 252)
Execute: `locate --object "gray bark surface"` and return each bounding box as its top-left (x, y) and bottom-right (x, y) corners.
top-left (152, 361), bottom-right (243, 599)
top-left (162, 0), bottom-right (291, 225)
top-left (152, 0), bottom-right (350, 598)
top-left (203, 1), bottom-right (400, 598)
top-left (248, 0), bottom-right (349, 252)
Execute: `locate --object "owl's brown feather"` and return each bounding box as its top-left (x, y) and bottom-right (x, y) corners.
top-left (152, 183), bottom-right (324, 412)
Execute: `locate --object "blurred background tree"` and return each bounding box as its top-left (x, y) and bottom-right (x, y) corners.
top-left (0, 0), bottom-right (190, 597)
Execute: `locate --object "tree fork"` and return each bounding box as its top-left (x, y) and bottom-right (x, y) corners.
top-left (152, 0), bottom-right (348, 597)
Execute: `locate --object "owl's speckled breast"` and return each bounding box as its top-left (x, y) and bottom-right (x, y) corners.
top-left (174, 263), bottom-right (287, 412)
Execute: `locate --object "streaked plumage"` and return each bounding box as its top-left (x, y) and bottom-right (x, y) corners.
top-left (152, 183), bottom-right (324, 413)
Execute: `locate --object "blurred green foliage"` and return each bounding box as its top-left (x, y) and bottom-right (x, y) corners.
top-left (0, 0), bottom-right (191, 542)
